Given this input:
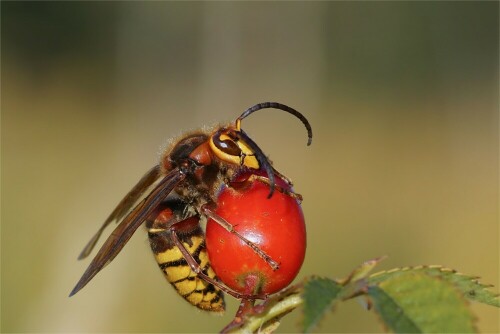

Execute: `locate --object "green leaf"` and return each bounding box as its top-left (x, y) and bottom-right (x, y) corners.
top-left (369, 266), bottom-right (499, 307)
top-left (368, 286), bottom-right (421, 333)
top-left (302, 277), bottom-right (343, 333)
top-left (368, 271), bottom-right (476, 333)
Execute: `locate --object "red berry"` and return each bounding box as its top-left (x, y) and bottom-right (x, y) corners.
top-left (206, 172), bottom-right (306, 295)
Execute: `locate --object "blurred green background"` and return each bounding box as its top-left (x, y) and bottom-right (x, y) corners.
top-left (2, 2), bottom-right (498, 333)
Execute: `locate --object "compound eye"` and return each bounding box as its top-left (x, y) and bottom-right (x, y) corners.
top-left (212, 132), bottom-right (242, 157)
top-left (209, 129), bottom-right (259, 169)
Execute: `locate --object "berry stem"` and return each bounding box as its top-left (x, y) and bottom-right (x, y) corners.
top-left (221, 284), bottom-right (304, 333)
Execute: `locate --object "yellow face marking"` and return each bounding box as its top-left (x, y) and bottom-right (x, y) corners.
top-left (209, 133), bottom-right (260, 169)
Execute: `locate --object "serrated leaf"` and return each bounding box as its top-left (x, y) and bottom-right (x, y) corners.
top-left (368, 271), bottom-right (476, 333)
top-left (368, 286), bottom-right (421, 333)
top-left (302, 277), bottom-right (343, 333)
top-left (369, 266), bottom-right (499, 307)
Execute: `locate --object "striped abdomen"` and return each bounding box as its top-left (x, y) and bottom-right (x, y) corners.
top-left (147, 202), bottom-right (225, 312)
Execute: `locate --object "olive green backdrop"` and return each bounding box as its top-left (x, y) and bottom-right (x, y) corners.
top-left (2, 2), bottom-right (498, 333)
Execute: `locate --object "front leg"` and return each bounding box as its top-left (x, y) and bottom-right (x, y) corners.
top-left (229, 173), bottom-right (303, 202)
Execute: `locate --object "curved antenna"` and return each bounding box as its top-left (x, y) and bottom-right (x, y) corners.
top-left (236, 102), bottom-right (313, 146)
top-left (237, 129), bottom-right (276, 199)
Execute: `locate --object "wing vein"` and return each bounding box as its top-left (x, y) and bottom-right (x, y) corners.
top-left (70, 168), bottom-right (184, 297)
top-left (78, 165), bottom-right (161, 260)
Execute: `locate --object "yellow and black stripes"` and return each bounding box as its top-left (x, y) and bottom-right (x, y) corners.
top-left (148, 223), bottom-right (225, 312)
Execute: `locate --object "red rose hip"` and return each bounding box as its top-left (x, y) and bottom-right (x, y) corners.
top-left (206, 172), bottom-right (306, 295)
